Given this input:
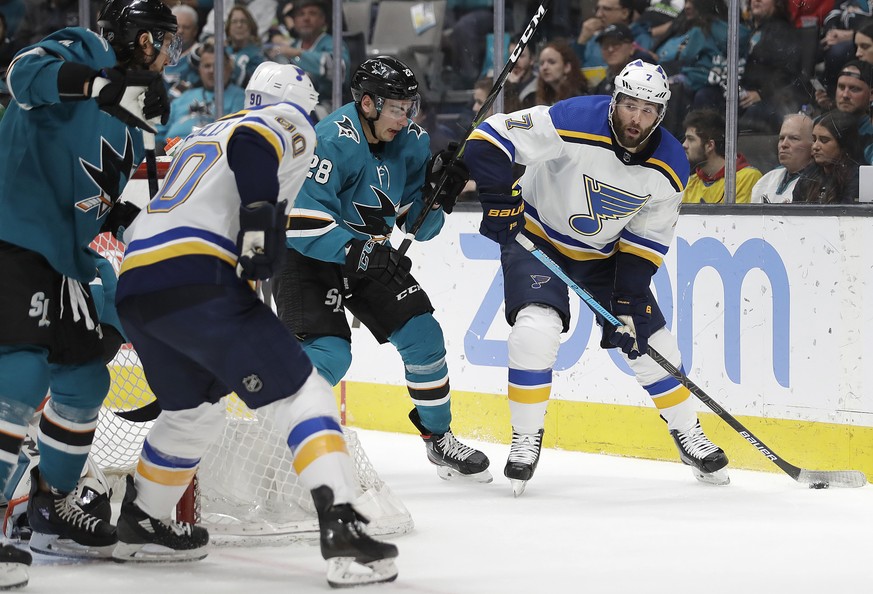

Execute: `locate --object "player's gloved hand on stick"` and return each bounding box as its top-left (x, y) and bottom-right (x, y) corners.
top-left (101, 200), bottom-right (141, 241)
top-left (426, 142), bottom-right (470, 214)
top-left (236, 200), bottom-right (288, 281)
top-left (343, 238), bottom-right (412, 291)
top-left (90, 68), bottom-right (171, 133)
top-left (479, 192), bottom-right (525, 245)
top-left (609, 295), bottom-right (652, 359)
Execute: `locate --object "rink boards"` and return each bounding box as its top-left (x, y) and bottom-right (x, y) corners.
top-left (341, 207), bottom-right (873, 480)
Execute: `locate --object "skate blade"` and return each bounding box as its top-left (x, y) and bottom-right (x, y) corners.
top-left (112, 542), bottom-right (209, 563)
top-left (0, 562), bottom-right (28, 591)
top-left (435, 466), bottom-right (493, 483)
top-left (509, 479), bottom-right (528, 497)
top-left (29, 533), bottom-right (116, 559)
top-left (326, 557), bottom-right (398, 588)
top-left (692, 467), bottom-right (730, 486)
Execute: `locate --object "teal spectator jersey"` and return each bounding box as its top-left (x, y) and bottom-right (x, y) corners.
top-left (287, 102), bottom-right (443, 264)
top-left (292, 33), bottom-right (350, 103)
top-left (0, 27), bottom-right (145, 283)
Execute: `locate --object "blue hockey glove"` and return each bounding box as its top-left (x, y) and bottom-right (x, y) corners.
top-left (479, 192), bottom-right (525, 245)
top-left (236, 200), bottom-right (288, 281)
top-left (343, 238), bottom-right (412, 291)
top-left (426, 143), bottom-right (470, 214)
top-left (608, 296), bottom-right (652, 360)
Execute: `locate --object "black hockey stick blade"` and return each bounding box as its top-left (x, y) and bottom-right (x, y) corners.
top-left (398, 0), bottom-right (553, 256)
top-left (516, 234), bottom-right (868, 488)
top-left (113, 399), bottom-right (161, 423)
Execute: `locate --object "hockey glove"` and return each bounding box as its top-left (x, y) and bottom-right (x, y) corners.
top-left (608, 296), bottom-right (652, 360)
top-left (236, 200), bottom-right (289, 281)
top-left (426, 143), bottom-right (470, 214)
top-left (343, 238), bottom-right (412, 291)
top-left (101, 200), bottom-right (141, 240)
top-left (90, 68), bottom-right (171, 133)
top-left (479, 192), bottom-right (525, 245)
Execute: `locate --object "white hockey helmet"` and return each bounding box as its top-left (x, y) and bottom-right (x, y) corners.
top-left (245, 61), bottom-right (319, 114)
top-left (612, 59), bottom-right (671, 107)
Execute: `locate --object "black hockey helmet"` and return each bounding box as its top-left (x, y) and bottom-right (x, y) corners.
top-left (351, 56), bottom-right (420, 117)
top-left (97, 0), bottom-right (179, 64)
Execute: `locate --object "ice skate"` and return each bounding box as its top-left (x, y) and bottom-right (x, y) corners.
top-left (408, 409), bottom-right (492, 483)
top-left (0, 543), bottom-right (30, 590)
top-left (26, 467), bottom-right (117, 558)
top-left (113, 475), bottom-right (209, 563)
top-left (670, 421), bottom-right (730, 485)
top-left (504, 429), bottom-right (544, 497)
top-left (312, 486), bottom-right (399, 588)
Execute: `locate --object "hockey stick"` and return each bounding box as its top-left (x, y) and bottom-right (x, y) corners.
top-left (144, 131), bottom-right (159, 198)
top-left (515, 234), bottom-right (867, 488)
top-left (396, 0), bottom-right (553, 257)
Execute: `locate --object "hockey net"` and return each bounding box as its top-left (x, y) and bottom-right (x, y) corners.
top-left (88, 165), bottom-right (413, 543)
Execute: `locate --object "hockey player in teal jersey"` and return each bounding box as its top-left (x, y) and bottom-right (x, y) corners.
top-left (463, 60), bottom-right (730, 496)
top-left (0, 0), bottom-right (178, 583)
top-left (276, 56), bottom-right (491, 482)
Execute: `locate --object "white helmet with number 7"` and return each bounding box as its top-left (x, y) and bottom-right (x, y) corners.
top-left (610, 59), bottom-right (671, 130)
top-left (245, 61), bottom-right (319, 114)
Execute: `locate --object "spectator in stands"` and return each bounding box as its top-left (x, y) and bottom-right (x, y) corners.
top-left (157, 42), bottom-right (245, 147)
top-left (226, 5), bottom-right (264, 87)
top-left (413, 94), bottom-right (458, 154)
top-left (681, 108), bottom-right (762, 203)
top-left (0, 0), bottom-right (24, 40)
top-left (751, 113), bottom-right (814, 203)
top-left (500, 34), bottom-right (538, 112)
top-left (164, 5), bottom-right (201, 98)
top-left (573, 0), bottom-right (652, 69)
top-left (534, 40), bottom-right (588, 106)
top-left (737, 0), bottom-right (804, 134)
top-left (638, 0), bottom-right (683, 42)
top-left (201, 0), bottom-right (276, 42)
top-left (853, 20), bottom-right (873, 64)
top-left (793, 110), bottom-right (863, 204)
top-left (592, 23), bottom-right (646, 96)
top-left (11, 0), bottom-right (98, 53)
top-left (815, 61), bottom-right (873, 161)
top-left (820, 1), bottom-right (871, 93)
top-left (654, 0), bottom-right (750, 135)
top-left (443, 0), bottom-right (494, 88)
top-left (265, 0), bottom-right (348, 117)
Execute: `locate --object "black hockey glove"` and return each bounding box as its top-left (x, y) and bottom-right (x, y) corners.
top-left (343, 238), bottom-right (412, 291)
top-left (101, 200), bottom-right (141, 240)
top-left (608, 296), bottom-right (652, 360)
top-left (90, 68), bottom-right (171, 133)
top-left (479, 192), bottom-right (525, 245)
top-left (236, 200), bottom-right (288, 281)
top-left (426, 143), bottom-right (470, 214)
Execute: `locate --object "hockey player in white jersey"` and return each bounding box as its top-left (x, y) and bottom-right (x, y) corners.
top-left (463, 60), bottom-right (730, 496)
top-left (114, 62), bottom-right (398, 586)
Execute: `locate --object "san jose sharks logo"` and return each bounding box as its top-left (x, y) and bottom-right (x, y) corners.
top-left (530, 274), bottom-right (551, 289)
top-left (568, 174), bottom-right (649, 236)
top-left (407, 121), bottom-right (426, 140)
top-left (346, 186), bottom-right (396, 238)
top-left (75, 132), bottom-right (134, 219)
top-left (335, 115), bottom-right (360, 143)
